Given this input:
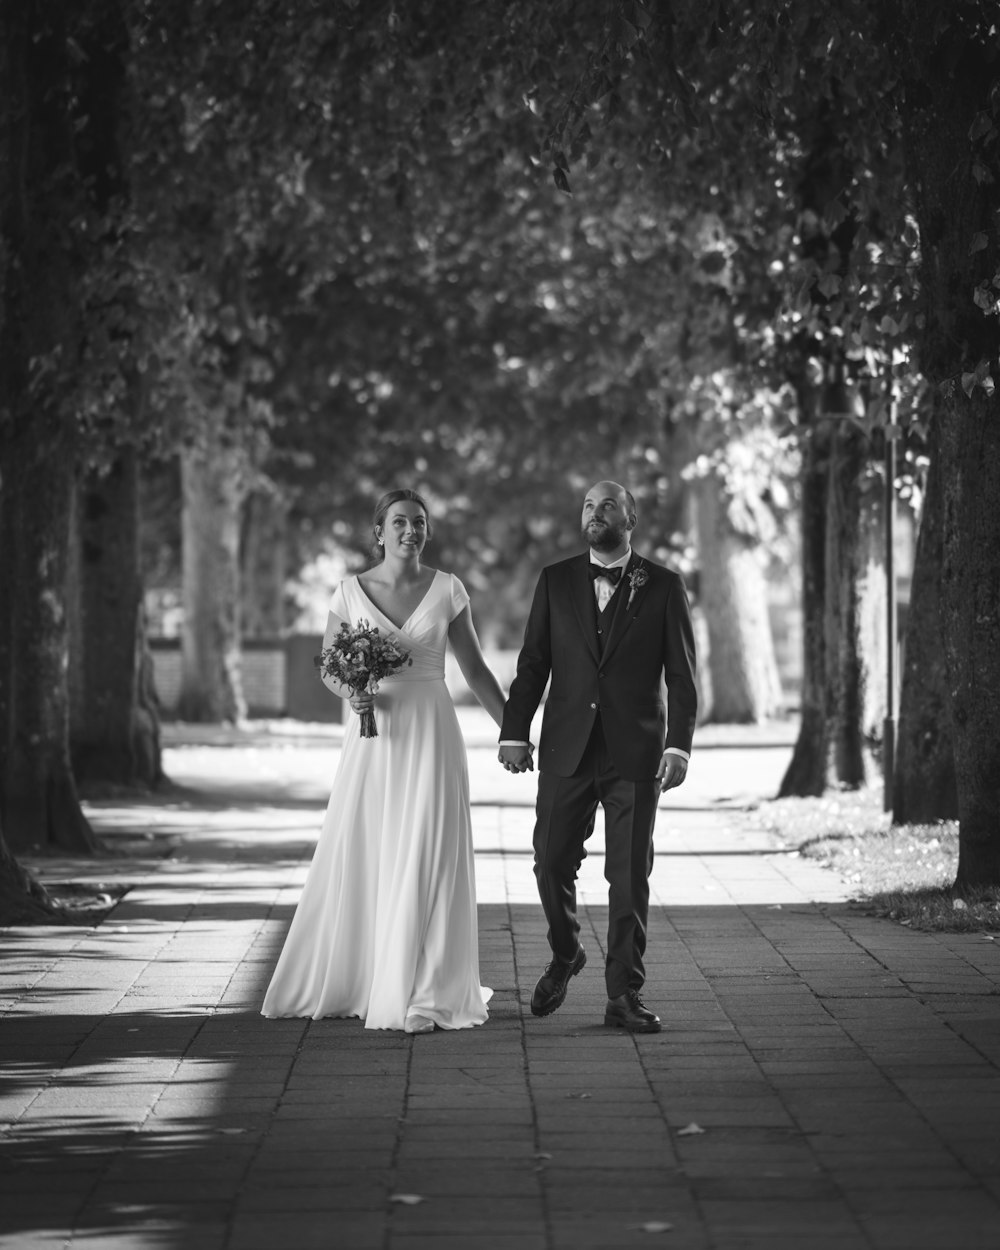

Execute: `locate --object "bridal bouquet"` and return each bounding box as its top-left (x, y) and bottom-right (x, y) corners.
top-left (315, 620), bottom-right (412, 738)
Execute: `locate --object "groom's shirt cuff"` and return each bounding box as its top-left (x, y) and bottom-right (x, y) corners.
top-left (664, 747), bottom-right (690, 761)
top-left (499, 740), bottom-right (532, 748)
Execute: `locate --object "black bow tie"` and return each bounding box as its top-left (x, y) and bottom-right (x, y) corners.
top-left (590, 564), bottom-right (623, 586)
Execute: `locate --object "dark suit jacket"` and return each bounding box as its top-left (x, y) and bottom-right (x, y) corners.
top-left (500, 551), bottom-right (698, 781)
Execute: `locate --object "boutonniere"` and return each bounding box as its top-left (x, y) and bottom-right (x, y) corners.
top-left (626, 562), bottom-right (649, 610)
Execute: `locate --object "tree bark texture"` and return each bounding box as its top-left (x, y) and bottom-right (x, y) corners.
top-left (1, 439), bottom-right (96, 853)
top-left (824, 421), bottom-right (875, 789)
top-left (0, 440), bottom-right (14, 801)
top-left (893, 436), bottom-right (958, 823)
top-left (779, 395), bottom-right (830, 796)
top-left (69, 450), bottom-right (163, 788)
top-left (902, 18), bottom-right (1000, 886)
top-left (0, 1), bottom-right (96, 853)
top-left (695, 474), bottom-right (782, 723)
top-left (0, 816), bottom-right (63, 925)
top-left (179, 438), bottom-right (248, 722)
top-left (241, 489), bottom-right (289, 637)
top-left (939, 398), bottom-right (1000, 888)
top-left (857, 470), bottom-right (888, 752)
top-left (780, 374), bottom-right (883, 797)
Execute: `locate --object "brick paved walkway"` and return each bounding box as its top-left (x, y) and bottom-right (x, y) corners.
top-left (2, 719), bottom-right (999, 1249)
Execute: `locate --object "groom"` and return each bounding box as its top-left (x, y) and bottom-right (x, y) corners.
top-left (498, 481), bottom-right (697, 1033)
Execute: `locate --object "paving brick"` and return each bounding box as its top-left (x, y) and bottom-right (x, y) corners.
top-left (2, 719), bottom-right (999, 1247)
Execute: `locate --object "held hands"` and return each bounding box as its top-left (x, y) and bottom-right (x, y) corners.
top-left (498, 744), bottom-right (534, 773)
top-left (499, 743), bottom-right (685, 786)
top-left (656, 751), bottom-right (688, 793)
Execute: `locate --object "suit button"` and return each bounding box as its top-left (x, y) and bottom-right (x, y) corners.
top-left (590, 702), bottom-right (598, 709)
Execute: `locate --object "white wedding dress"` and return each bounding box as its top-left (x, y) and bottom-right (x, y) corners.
top-left (261, 570), bottom-right (491, 1030)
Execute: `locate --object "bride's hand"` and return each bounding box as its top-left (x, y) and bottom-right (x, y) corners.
top-left (349, 691), bottom-right (375, 715)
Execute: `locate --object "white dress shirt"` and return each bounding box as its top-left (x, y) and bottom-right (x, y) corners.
top-left (590, 548), bottom-right (632, 612)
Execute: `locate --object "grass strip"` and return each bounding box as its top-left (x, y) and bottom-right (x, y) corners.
top-left (742, 785), bottom-right (1000, 934)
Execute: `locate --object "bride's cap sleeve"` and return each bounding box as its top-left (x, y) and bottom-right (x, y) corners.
top-left (448, 573), bottom-right (471, 621)
top-left (329, 578), bottom-right (351, 622)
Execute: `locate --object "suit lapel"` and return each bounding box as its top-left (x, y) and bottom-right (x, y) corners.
top-left (601, 553), bottom-right (647, 666)
top-left (568, 555), bottom-right (601, 665)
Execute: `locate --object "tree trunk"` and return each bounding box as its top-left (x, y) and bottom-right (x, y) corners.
top-left (69, 449), bottom-right (163, 789)
top-left (241, 489), bottom-right (289, 637)
top-left (695, 474), bottom-right (782, 723)
top-left (893, 434), bottom-right (958, 823)
top-left (179, 437), bottom-right (248, 722)
top-left (780, 367), bottom-right (881, 796)
top-left (857, 470), bottom-right (888, 751)
top-left (824, 420), bottom-right (872, 788)
top-left (0, 429), bottom-right (62, 923)
top-left (0, 2), bottom-right (95, 854)
top-left (940, 396), bottom-right (1000, 888)
top-left (2, 443), bottom-right (96, 853)
top-left (0, 440), bottom-right (14, 803)
top-left (779, 396), bottom-right (830, 796)
top-left (901, 18), bottom-right (1000, 886)
top-left (0, 815), bottom-right (63, 925)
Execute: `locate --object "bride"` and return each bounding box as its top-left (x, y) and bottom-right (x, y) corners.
top-left (261, 488), bottom-right (509, 1033)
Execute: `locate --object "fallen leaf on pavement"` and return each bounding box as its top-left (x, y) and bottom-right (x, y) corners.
top-left (677, 1123), bottom-right (705, 1136)
top-left (389, 1194), bottom-right (426, 1205)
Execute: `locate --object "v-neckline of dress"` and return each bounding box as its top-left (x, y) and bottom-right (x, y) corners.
top-left (356, 569), bottom-right (440, 633)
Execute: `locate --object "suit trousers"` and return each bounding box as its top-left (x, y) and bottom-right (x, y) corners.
top-left (532, 717), bottom-right (660, 998)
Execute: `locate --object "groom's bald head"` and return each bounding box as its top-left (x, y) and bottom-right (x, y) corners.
top-left (584, 480), bottom-right (636, 519)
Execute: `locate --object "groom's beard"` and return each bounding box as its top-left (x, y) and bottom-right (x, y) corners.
top-left (583, 519), bottom-right (627, 552)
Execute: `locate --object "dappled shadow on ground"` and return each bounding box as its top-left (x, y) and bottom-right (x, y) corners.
top-left (0, 1003), bottom-right (281, 1244)
top-left (0, 910), bottom-right (513, 1247)
top-left (7, 901), bottom-right (1000, 1248)
top-left (87, 787), bottom-right (326, 819)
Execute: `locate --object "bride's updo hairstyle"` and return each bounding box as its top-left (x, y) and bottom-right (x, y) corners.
top-left (371, 489), bottom-right (433, 563)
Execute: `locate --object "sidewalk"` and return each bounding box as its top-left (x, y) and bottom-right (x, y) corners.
top-left (2, 715), bottom-right (999, 1249)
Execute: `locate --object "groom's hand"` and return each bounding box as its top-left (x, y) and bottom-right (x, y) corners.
top-left (499, 744), bottom-right (534, 773)
top-left (656, 751), bottom-right (688, 792)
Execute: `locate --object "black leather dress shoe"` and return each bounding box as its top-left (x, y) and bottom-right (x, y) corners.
top-left (530, 947), bottom-right (587, 1017)
top-left (604, 990), bottom-right (661, 1033)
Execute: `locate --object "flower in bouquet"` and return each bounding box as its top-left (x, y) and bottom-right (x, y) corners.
top-left (314, 619), bottom-right (412, 737)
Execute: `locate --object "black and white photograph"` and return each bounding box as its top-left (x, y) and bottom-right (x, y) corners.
top-left (2, 2), bottom-right (999, 1248)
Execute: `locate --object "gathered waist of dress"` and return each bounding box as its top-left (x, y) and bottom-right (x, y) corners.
top-left (389, 667), bottom-right (445, 683)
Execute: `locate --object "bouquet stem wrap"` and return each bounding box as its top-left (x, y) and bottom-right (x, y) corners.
top-left (314, 619), bottom-right (412, 740)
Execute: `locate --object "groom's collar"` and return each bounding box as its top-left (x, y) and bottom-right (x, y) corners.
top-left (588, 547), bottom-right (632, 573)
